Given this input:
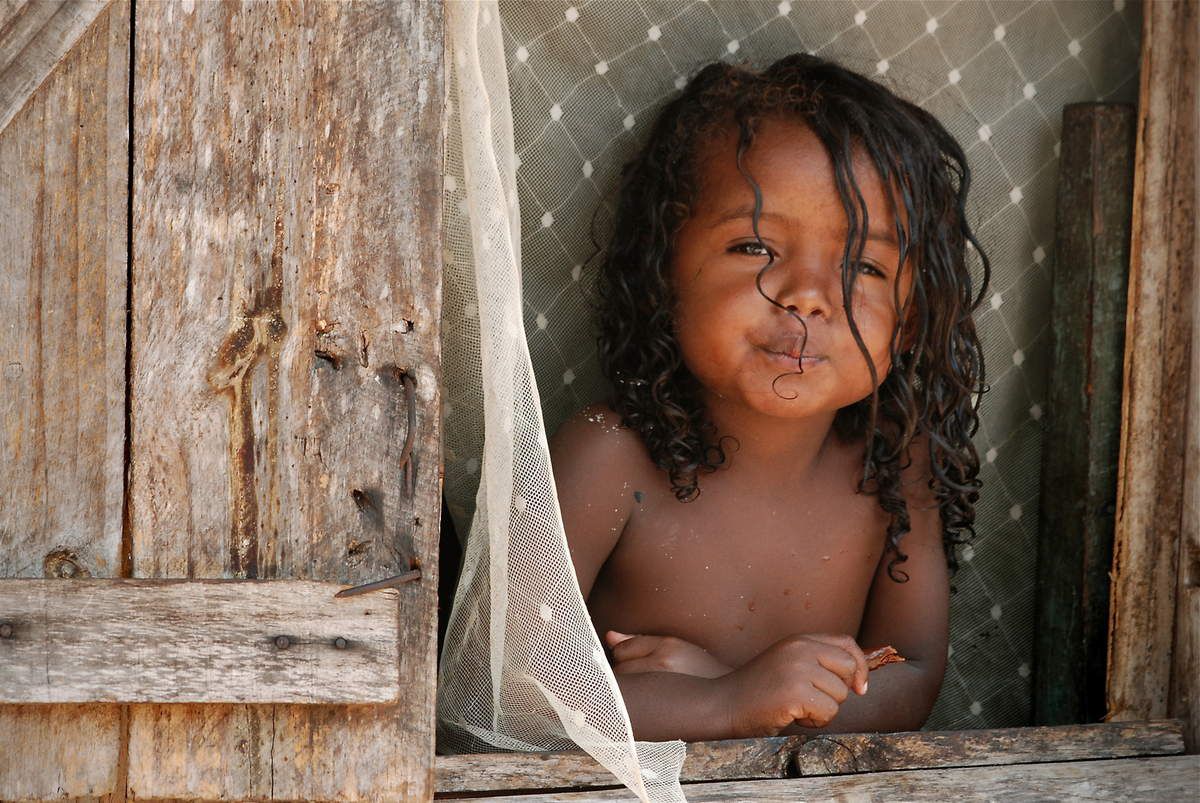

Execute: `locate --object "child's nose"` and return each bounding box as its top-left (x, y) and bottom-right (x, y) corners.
top-left (770, 262), bottom-right (839, 319)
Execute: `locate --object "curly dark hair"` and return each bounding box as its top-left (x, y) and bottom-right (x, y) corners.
top-left (592, 54), bottom-right (990, 582)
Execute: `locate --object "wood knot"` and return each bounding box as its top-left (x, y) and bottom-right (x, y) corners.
top-left (43, 547), bottom-right (89, 579)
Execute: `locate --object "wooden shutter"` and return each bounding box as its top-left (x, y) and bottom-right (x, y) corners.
top-left (1, 1), bottom-right (444, 799)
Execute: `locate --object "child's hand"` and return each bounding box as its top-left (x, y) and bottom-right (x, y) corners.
top-left (604, 630), bottom-right (733, 679)
top-left (714, 633), bottom-right (870, 737)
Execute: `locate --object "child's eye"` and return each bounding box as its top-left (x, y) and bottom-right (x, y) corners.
top-left (729, 241), bottom-right (776, 258)
top-left (855, 261), bottom-right (886, 278)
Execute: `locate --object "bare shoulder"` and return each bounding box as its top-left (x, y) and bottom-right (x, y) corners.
top-left (549, 402), bottom-right (654, 479)
top-left (549, 403), bottom-right (656, 596)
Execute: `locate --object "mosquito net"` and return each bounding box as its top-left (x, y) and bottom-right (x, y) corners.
top-left (437, 2), bottom-right (1141, 800)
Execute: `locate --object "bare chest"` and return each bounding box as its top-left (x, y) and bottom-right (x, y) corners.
top-left (587, 474), bottom-right (889, 667)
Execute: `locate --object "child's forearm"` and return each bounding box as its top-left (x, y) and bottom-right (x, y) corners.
top-left (613, 672), bottom-right (731, 742)
top-left (783, 660), bottom-right (939, 736)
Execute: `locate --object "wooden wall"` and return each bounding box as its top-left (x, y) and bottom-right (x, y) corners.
top-left (0, 0), bottom-right (444, 799)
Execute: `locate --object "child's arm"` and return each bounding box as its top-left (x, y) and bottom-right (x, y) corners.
top-left (549, 405), bottom-right (730, 739)
top-left (548, 404), bottom-right (639, 598)
top-left (605, 630), bottom-right (733, 678)
top-left (786, 434), bottom-right (950, 735)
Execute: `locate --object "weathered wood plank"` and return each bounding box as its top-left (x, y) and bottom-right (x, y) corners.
top-left (435, 720), bottom-right (1186, 794)
top-left (1107, 0), bottom-right (1197, 726)
top-left (450, 755), bottom-right (1200, 802)
top-left (436, 737), bottom-right (801, 794)
top-left (1172, 0), bottom-right (1200, 755)
top-left (0, 1), bottom-right (127, 799)
top-left (0, 579), bottom-right (401, 703)
top-left (128, 0), bottom-right (443, 799)
top-left (1034, 103), bottom-right (1136, 725)
top-left (0, 0), bottom-right (109, 133)
top-left (790, 720), bottom-right (1184, 776)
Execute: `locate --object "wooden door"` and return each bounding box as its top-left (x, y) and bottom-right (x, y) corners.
top-left (0, 1), bottom-right (444, 799)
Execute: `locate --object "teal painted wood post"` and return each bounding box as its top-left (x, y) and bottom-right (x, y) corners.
top-left (1034, 104), bottom-right (1136, 726)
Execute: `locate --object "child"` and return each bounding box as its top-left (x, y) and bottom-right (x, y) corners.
top-left (549, 54), bottom-right (988, 742)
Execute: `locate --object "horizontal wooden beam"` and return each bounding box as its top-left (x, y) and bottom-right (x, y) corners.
top-left (435, 720), bottom-right (1186, 794)
top-left (789, 719), bottom-right (1184, 776)
top-left (449, 754), bottom-right (1200, 802)
top-left (0, 579), bottom-right (403, 703)
top-left (436, 736), bottom-right (800, 794)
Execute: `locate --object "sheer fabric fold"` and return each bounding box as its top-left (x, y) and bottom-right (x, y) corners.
top-left (436, 3), bottom-right (687, 800)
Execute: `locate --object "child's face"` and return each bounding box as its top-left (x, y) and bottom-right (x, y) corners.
top-left (670, 117), bottom-right (912, 421)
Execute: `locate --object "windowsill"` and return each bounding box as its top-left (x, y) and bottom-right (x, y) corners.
top-left (434, 719), bottom-right (1188, 798)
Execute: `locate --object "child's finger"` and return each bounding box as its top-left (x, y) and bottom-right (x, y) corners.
top-left (604, 630), bottom-right (634, 647)
top-left (611, 656), bottom-right (665, 676)
top-left (807, 665), bottom-right (852, 705)
top-left (610, 634), bottom-right (660, 663)
top-left (808, 634), bottom-right (869, 695)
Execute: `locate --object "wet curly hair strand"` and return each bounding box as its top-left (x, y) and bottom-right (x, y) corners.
top-left (593, 54), bottom-right (990, 582)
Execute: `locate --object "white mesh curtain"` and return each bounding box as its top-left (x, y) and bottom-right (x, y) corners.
top-left (436, 2), bottom-right (687, 800)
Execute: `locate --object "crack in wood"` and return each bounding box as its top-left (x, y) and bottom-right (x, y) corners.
top-left (205, 213), bottom-right (288, 579)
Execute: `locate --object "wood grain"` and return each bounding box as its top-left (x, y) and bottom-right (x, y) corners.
top-left (1172, 0), bottom-right (1200, 755)
top-left (0, 1), bottom-right (127, 798)
top-left (789, 720), bottom-right (1184, 776)
top-left (128, 0), bottom-right (443, 799)
top-left (0, 579), bottom-right (401, 703)
top-left (1035, 104), bottom-right (1136, 725)
top-left (437, 737), bottom-right (801, 794)
top-left (449, 755), bottom-right (1200, 802)
top-left (1107, 0), bottom-right (1197, 727)
top-left (435, 720), bottom-right (1185, 794)
top-left (0, 0), bottom-right (109, 133)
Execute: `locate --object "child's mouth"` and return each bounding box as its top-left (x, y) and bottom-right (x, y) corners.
top-left (762, 348), bottom-right (826, 367)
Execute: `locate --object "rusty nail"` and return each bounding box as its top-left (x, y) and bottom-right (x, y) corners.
top-left (334, 568), bottom-right (422, 598)
top-left (59, 562), bottom-right (78, 578)
top-left (274, 635), bottom-right (291, 650)
top-left (333, 637), bottom-right (348, 650)
top-left (0, 622), bottom-right (13, 639)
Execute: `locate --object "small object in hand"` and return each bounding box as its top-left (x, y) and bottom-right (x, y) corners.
top-left (865, 645), bottom-right (906, 671)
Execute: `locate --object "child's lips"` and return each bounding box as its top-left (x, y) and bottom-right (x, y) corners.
top-left (761, 347), bottom-right (827, 366)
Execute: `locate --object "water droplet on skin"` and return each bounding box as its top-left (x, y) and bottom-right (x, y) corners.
top-left (822, 555), bottom-right (831, 561)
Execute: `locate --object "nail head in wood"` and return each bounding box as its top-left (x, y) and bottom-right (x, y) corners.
top-left (274, 635), bottom-right (291, 650)
top-left (0, 622), bottom-right (13, 639)
top-left (334, 637), bottom-right (348, 649)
